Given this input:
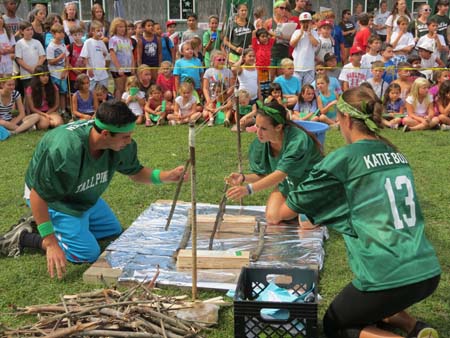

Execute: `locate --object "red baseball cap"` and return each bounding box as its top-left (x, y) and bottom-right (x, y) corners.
top-left (166, 20), bottom-right (177, 27)
top-left (350, 45), bottom-right (364, 55)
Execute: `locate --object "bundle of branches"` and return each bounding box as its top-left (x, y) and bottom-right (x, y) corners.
top-left (2, 280), bottom-right (227, 338)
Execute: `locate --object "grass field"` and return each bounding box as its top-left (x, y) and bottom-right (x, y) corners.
top-left (0, 125), bottom-right (449, 337)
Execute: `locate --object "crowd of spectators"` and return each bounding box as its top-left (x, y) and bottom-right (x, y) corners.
top-left (2, 0), bottom-right (450, 138)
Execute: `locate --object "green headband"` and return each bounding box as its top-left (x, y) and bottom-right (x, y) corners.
top-left (337, 96), bottom-right (380, 135)
top-left (94, 118), bottom-right (136, 133)
top-left (274, 0), bottom-right (285, 8)
top-left (256, 101), bottom-right (286, 125)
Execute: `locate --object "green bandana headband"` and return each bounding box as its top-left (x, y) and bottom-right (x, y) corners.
top-left (256, 101), bottom-right (285, 125)
top-left (94, 118), bottom-right (136, 133)
top-left (337, 96), bottom-right (380, 135)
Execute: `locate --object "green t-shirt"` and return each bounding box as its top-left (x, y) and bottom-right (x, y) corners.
top-left (25, 120), bottom-right (143, 217)
top-left (287, 140), bottom-right (441, 291)
top-left (202, 29), bottom-right (222, 68)
top-left (249, 124), bottom-right (323, 196)
top-left (239, 104), bottom-right (253, 116)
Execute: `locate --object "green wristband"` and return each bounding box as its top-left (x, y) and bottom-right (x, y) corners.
top-left (38, 221), bottom-right (55, 238)
top-left (151, 169), bottom-right (162, 184)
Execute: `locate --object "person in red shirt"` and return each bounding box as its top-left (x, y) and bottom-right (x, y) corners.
top-left (352, 13), bottom-right (371, 53)
top-left (252, 28), bottom-right (274, 98)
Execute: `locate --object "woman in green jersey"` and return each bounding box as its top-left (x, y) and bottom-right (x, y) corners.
top-left (226, 100), bottom-right (323, 224)
top-left (275, 87), bottom-right (441, 338)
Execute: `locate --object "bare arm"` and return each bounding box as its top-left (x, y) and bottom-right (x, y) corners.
top-left (30, 188), bottom-right (67, 279)
top-left (128, 166), bottom-right (188, 184)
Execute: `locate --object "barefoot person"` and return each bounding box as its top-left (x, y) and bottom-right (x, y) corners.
top-left (274, 87), bottom-right (441, 338)
top-left (226, 101), bottom-right (323, 224)
top-left (0, 100), bottom-right (187, 279)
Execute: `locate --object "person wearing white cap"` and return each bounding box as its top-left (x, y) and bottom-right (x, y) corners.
top-left (289, 12), bottom-right (319, 85)
top-left (416, 39), bottom-right (444, 80)
top-left (416, 18), bottom-right (445, 62)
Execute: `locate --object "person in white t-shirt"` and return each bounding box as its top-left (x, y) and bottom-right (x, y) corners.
top-left (339, 46), bottom-right (367, 91)
top-left (80, 20), bottom-right (109, 90)
top-left (403, 78), bottom-right (439, 131)
top-left (373, 0), bottom-right (390, 42)
top-left (290, 12), bottom-right (319, 85)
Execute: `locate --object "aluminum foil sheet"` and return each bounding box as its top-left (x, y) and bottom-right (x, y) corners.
top-left (105, 202), bottom-right (327, 290)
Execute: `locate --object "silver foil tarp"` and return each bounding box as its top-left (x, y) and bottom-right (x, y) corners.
top-left (105, 201), bottom-right (327, 290)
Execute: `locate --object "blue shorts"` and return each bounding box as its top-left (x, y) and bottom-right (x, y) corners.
top-left (27, 198), bottom-right (122, 262)
top-left (51, 76), bottom-right (68, 94)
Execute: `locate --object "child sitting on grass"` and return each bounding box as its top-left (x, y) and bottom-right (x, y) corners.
top-left (168, 81), bottom-right (201, 125)
top-left (122, 76), bottom-right (145, 124)
top-left (144, 84), bottom-right (168, 126)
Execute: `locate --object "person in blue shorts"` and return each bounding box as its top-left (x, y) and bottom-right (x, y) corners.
top-left (0, 100), bottom-right (187, 279)
top-left (273, 87), bottom-right (441, 338)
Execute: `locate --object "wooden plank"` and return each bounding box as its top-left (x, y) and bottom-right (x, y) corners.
top-left (195, 214), bottom-right (256, 234)
top-left (177, 249), bottom-right (250, 270)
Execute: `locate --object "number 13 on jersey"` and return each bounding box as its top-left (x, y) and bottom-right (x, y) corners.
top-left (384, 176), bottom-right (417, 230)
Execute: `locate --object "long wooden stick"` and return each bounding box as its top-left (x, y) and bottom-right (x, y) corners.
top-left (165, 159), bottom-right (190, 231)
top-left (208, 183), bottom-right (228, 250)
top-left (189, 122), bottom-right (197, 301)
top-left (235, 89), bottom-right (243, 173)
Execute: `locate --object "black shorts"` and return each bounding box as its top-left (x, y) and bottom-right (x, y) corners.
top-left (110, 71), bottom-right (132, 79)
top-left (323, 275), bottom-right (440, 338)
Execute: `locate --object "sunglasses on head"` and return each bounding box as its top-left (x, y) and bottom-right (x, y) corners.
top-left (278, 6), bottom-right (287, 10)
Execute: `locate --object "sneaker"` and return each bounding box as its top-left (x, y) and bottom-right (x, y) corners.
top-left (145, 120), bottom-right (154, 127)
top-left (208, 118), bottom-right (214, 127)
top-left (224, 119), bottom-right (231, 128)
top-left (390, 123), bottom-right (399, 130)
top-left (407, 321), bottom-right (438, 338)
top-left (0, 220), bottom-right (33, 257)
top-left (440, 124), bottom-right (450, 131)
top-left (403, 125), bottom-right (410, 132)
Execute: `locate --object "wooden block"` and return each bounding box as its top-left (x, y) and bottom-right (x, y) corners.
top-left (194, 214), bottom-right (256, 234)
top-left (83, 251), bottom-right (122, 284)
top-left (176, 249), bottom-right (250, 270)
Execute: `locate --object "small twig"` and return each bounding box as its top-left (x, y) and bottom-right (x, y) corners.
top-left (77, 330), bottom-right (161, 337)
top-left (60, 294), bottom-right (71, 328)
top-left (147, 265), bottom-right (160, 289)
top-left (172, 217), bottom-right (192, 260)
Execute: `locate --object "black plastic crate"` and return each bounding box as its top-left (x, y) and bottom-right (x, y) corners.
top-left (234, 267), bottom-right (318, 338)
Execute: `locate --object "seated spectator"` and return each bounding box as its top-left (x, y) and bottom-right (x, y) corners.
top-left (25, 65), bottom-right (63, 130)
top-left (0, 78), bottom-right (40, 135)
top-left (71, 73), bottom-right (98, 120)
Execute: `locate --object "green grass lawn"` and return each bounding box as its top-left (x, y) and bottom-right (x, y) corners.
top-left (0, 125), bottom-right (449, 337)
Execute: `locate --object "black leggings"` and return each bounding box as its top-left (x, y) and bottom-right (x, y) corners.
top-left (323, 275), bottom-right (440, 338)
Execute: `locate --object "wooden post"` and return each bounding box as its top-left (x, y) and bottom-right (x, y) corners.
top-left (235, 88), bottom-right (243, 173)
top-left (189, 122), bottom-right (197, 301)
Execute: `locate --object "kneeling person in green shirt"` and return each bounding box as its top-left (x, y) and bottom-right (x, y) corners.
top-left (274, 87), bottom-right (441, 338)
top-left (226, 101), bottom-right (323, 224)
top-left (1, 100), bottom-right (187, 279)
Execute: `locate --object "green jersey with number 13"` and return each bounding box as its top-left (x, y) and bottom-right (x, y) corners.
top-left (287, 139), bottom-right (441, 291)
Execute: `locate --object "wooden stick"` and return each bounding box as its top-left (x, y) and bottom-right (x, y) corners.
top-left (208, 183), bottom-right (228, 250)
top-left (172, 216), bottom-right (191, 260)
top-left (189, 122), bottom-right (197, 301)
top-left (77, 330), bottom-right (161, 337)
top-left (44, 321), bottom-right (99, 338)
top-left (251, 221), bottom-right (266, 262)
top-left (165, 159), bottom-right (190, 231)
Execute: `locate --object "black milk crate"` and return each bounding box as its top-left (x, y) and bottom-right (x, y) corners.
top-left (234, 267), bottom-right (318, 338)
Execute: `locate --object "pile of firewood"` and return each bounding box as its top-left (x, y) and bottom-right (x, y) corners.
top-left (2, 281), bottom-right (229, 338)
